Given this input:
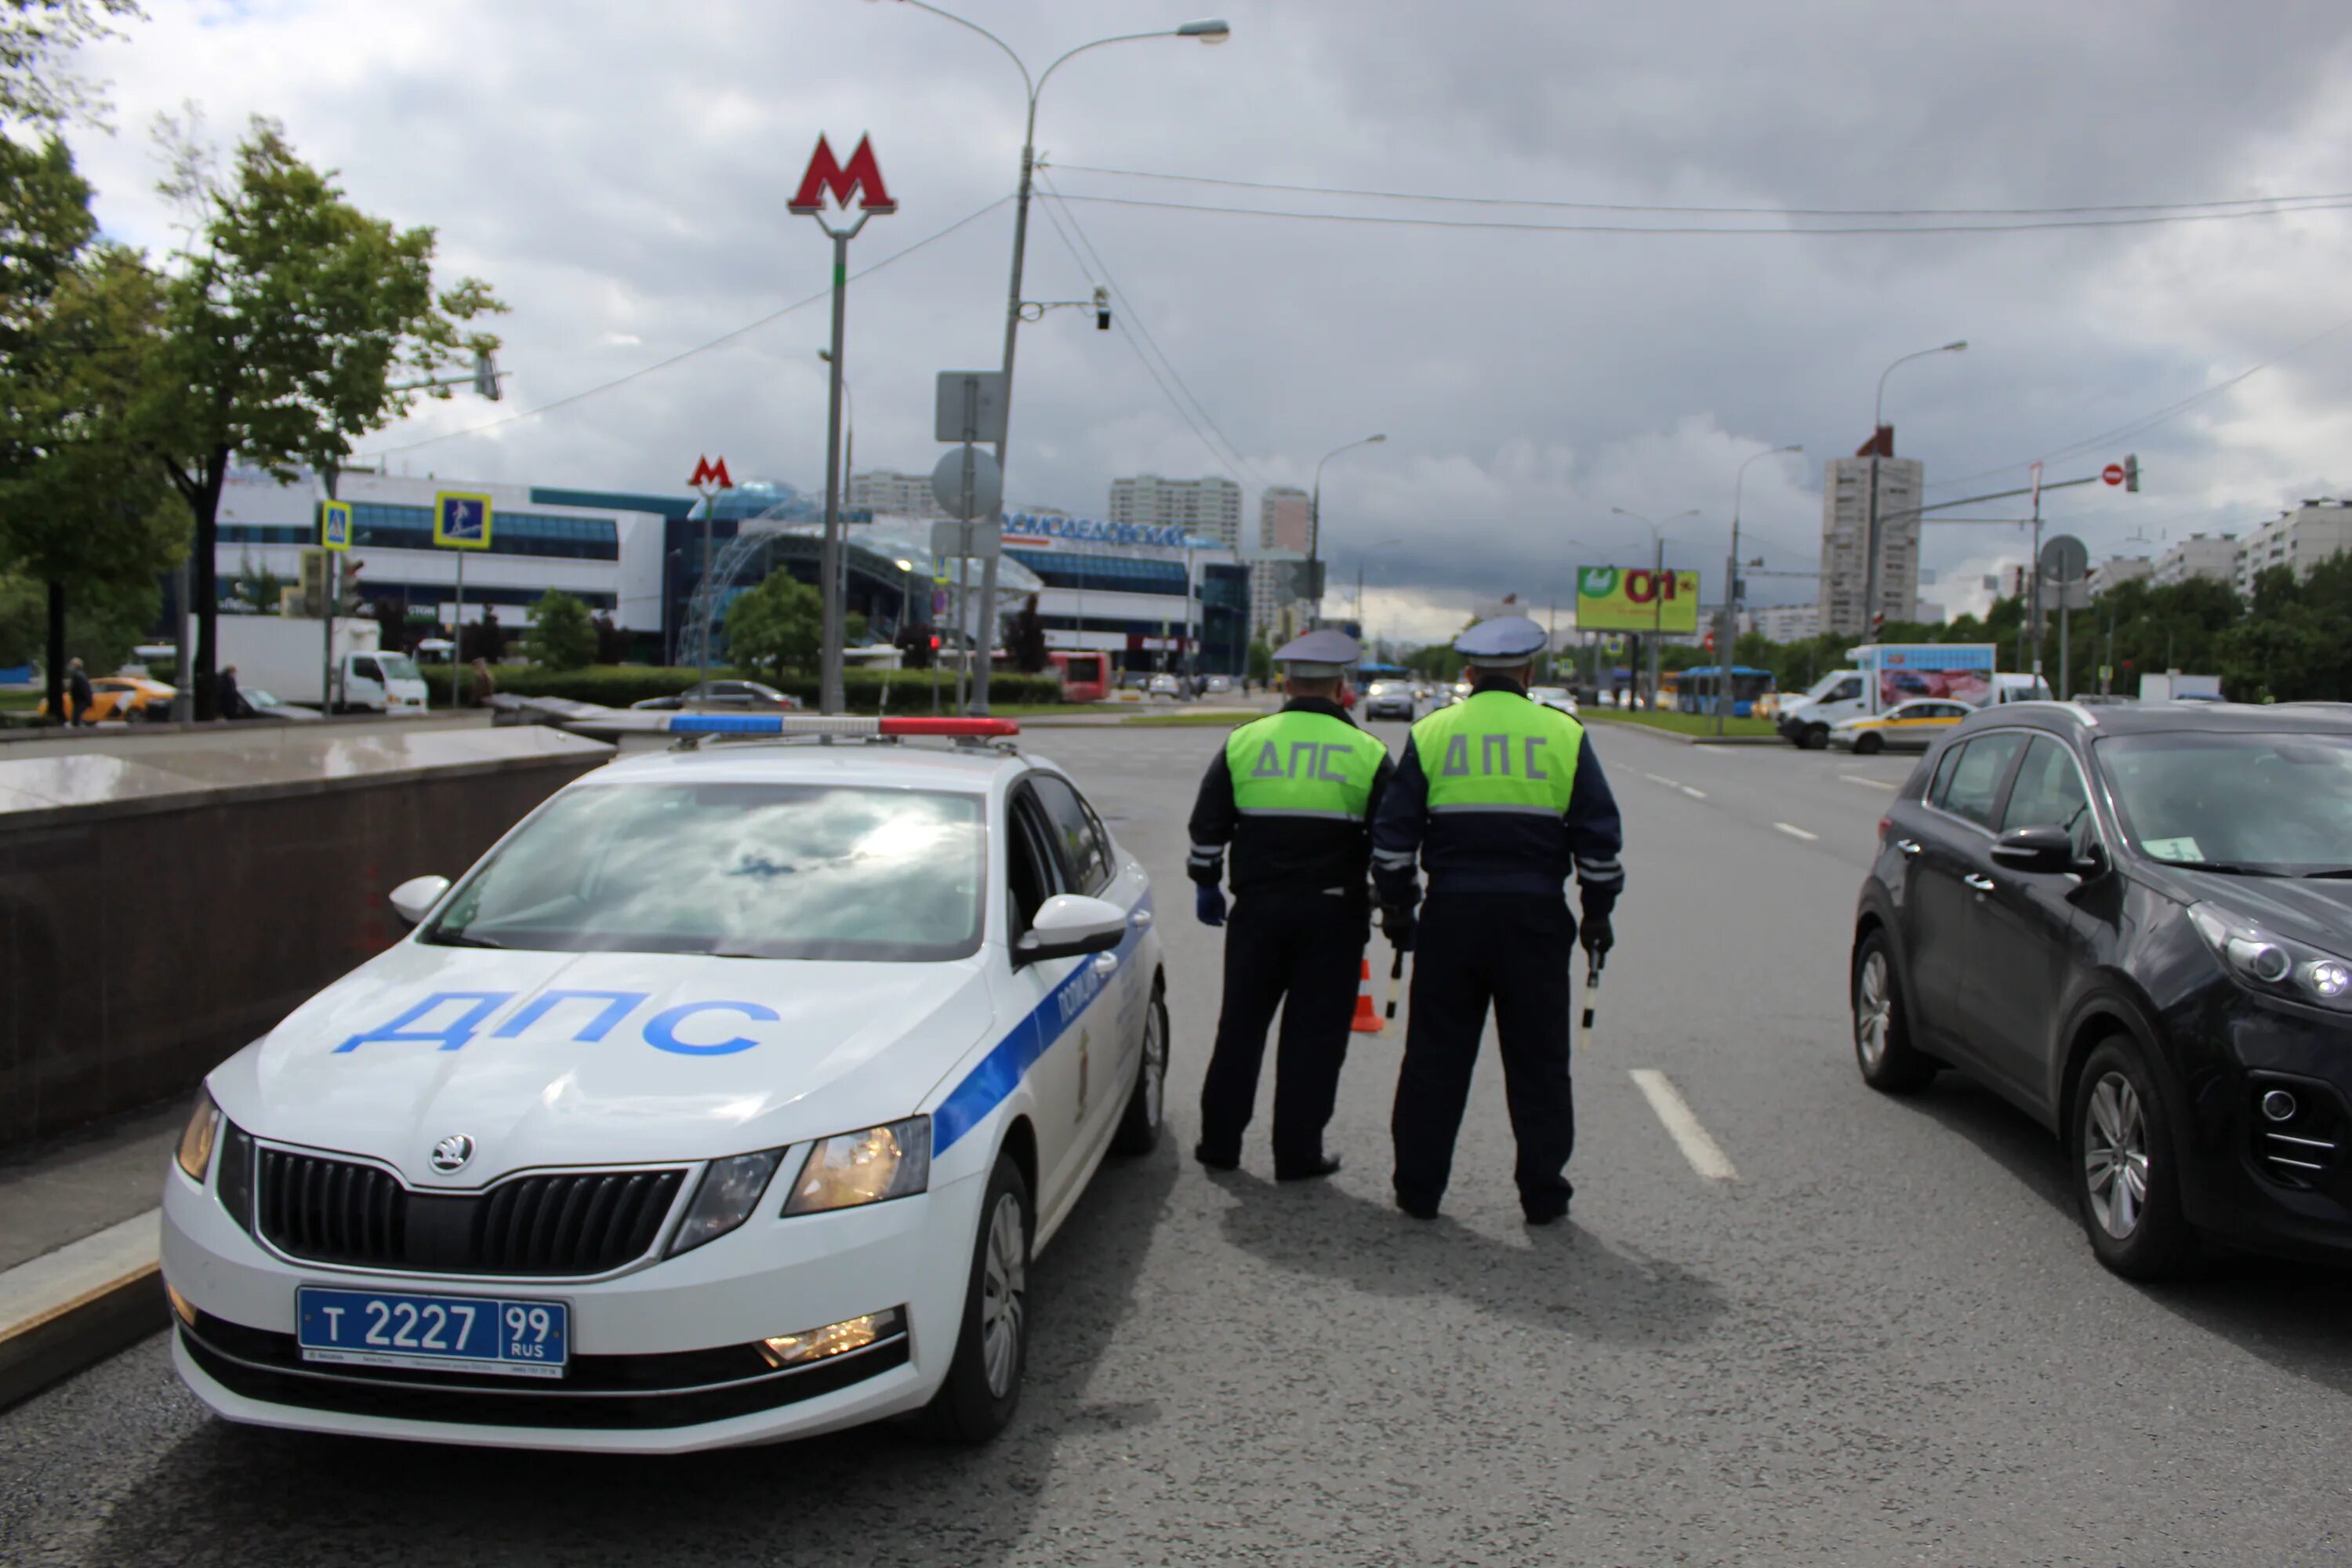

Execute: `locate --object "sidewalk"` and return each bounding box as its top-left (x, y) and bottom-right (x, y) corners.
top-left (0, 1105), bottom-right (180, 1407)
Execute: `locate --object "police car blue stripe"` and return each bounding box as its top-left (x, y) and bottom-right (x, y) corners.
top-left (932, 891), bottom-right (1153, 1154)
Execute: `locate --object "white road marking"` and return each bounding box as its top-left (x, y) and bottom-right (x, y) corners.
top-left (1630, 1069), bottom-right (1739, 1181)
top-left (1773, 822), bottom-right (1820, 841)
top-left (1644, 772), bottom-right (1681, 789)
top-left (1841, 774), bottom-right (1900, 789)
top-left (1681, 786), bottom-right (1708, 799)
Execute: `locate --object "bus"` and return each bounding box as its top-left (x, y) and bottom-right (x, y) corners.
top-left (1049, 650), bottom-right (1110, 703)
top-left (1676, 666), bottom-right (1777, 718)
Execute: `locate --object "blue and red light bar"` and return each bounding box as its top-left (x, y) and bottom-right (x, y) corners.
top-left (666, 713), bottom-right (1020, 739)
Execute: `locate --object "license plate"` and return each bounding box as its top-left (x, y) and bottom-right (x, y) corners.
top-left (296, 1287), bottom-right (568, 1379)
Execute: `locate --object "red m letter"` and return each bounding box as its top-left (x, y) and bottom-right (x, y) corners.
top-left (688, 456), bottom-right (733, 490)
top-left (789, 135), bottom-right (897, 216)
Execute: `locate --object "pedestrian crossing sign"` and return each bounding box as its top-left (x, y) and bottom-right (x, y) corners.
top-left (318, 499), bottom-right (352, 552)
top-left (433, 491), bottom-right (494, 550)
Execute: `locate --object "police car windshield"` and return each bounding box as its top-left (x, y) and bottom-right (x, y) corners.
top-left (2098, 731), bottom-right (2352, 875)
top-left (423, 782), bottom-right (985, 960)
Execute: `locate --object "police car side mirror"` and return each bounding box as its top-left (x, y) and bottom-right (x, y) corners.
top-left (1014, 894), bottom-right (1127, 967)
top-left (389, 874), bottom-right (452, 927)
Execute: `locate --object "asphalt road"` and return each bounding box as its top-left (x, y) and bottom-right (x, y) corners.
top-left (5, 715), bottom-right (2350, 1566)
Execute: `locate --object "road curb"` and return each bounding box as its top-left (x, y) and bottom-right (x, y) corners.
top-left (0, 1210), bottom-right (165, 1410)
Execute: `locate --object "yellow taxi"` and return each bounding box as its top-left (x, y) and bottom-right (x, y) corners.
top-left (1828, 698), bottom-right (1971, 755)
top-left (41, 674), bottom-right (177, 724)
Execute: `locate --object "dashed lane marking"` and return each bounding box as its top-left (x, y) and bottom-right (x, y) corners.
top-left (1645, 772), bottom-right (1681, 789)
top-left (1841, 774), bottom-right (1901, 789)
top-left (1630, 1069), bottom-right (1739, 1181)
top-left (1681, 786), bottom-right (1708, 799)
top-left (1773, 822), bottom-right (1820, 841)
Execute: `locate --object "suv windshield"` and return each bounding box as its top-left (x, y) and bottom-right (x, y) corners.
top-left (2098, 731), bottom-right (2352, 873)
top-left (423, 782), bottom-right (985, 960)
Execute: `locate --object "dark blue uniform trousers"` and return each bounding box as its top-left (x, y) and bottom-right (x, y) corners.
top-left (1198, 888), bottom-right (1367, 1169)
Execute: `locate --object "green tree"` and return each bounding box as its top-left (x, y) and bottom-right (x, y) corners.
top-left (723, 572), bottom-right (822, 681)
top-left (1246, 638), bottom-right (1274, 685)
top-left (1, 1), bottom-right (143, 130)
top-left (524, 590), bottom-right (597, 670)
top-left (148, 115), bottom-right (502, 715)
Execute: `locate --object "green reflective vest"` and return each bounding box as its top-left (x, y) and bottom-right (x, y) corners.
top-left (1410, 690), bottom-right (1583, 814)
top-left (1226, 709), bottom-right (1387, 821)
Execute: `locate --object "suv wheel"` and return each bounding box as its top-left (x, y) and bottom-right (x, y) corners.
top-left (1852, 931), bottom-right (1936, 1093)
top-left (2071, 1040), bottom-right (2200, 1279)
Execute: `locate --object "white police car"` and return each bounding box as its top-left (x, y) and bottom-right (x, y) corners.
top-left (160, 717), bottom-right (1167, 1452)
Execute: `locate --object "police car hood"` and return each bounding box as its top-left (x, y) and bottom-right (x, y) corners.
top-left (208, 943), bottom-right (996, 1183)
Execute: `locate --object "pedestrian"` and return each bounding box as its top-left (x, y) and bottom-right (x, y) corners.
top-left (64, 656), bottom-right (93, 726)
top-left (1372, 615), bottom-right (1623, 1225)
top-left (216, 663), bottom-right (247, 720)
top-left (1188, 629), bottom-right (1394, 1180)
top-left (470, 657), bottom-right (497, 706)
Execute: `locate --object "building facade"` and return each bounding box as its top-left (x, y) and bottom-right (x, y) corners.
top-left (1746, 602), bottom-right (1820, 643)
top-left (2153, 533), bottom-right (2239, 588)
top-left (1817, 444), bottom-right (1924, 638)
top-left (1000, 512), bottom-right (1249, 676)
top-left (1108, 474), bottom-right (1243, 550)
top-left (2234, 499), bottom-right (2352, 594)
top-left (1250, 485), bottom-right (1312, 636)
top-left (2089, 556), bottom-right (2152, 597)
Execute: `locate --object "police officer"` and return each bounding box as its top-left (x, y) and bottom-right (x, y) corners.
top-left (1188, 630), bottom-right (1395, 1179)
top-left (1372, 615), bottom-right (1624, 1223)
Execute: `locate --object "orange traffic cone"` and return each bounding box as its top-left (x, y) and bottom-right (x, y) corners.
top-left (1351, 958), bottom-right (1385, 1033)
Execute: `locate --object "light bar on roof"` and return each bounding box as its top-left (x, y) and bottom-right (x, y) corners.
top-left (666, 713), bottom-right (1019, 738)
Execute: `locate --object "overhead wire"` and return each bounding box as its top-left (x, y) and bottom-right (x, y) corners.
top-left (362, 194), bottom-right (1015, 459)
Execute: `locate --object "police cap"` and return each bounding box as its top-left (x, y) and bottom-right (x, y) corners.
top-left (1454, 615), bottom-right (1548, 669)
top-left (1271, 628), bottom-right (1362, 679)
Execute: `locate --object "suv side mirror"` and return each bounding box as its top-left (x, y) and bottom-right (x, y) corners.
top-left (1991, 826), bottom-right (2076, 875)
top-left (389, 874), bottom-right (451, 927)
top-left (1014, 893), bottom-right (1127, 967)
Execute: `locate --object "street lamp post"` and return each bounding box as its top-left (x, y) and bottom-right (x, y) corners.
top-left (1862, 340), bottom-right (1966, 639)
top-left (1719, 445), bottom-right (1802, 735)
top-left (1309, 433), bottom-right (1386, 627)
top-left (1611, 507), bottom-right (1700, 710)
top-left (819, 350), bottom-right (856, 651)
top-left (892, 2), bottom-right (1229, 714)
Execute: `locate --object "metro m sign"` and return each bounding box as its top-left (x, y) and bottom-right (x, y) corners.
top-left (789, 135), bottom-right (897, 216)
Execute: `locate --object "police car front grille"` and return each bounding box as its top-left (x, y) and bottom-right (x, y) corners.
top-left (256, 1150), bottom-right (685, 1277)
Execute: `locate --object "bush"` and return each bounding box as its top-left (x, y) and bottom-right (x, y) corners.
top-left (524, 591), bottom-right (597, 671)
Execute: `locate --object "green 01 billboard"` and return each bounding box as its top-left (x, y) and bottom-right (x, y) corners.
top-left (1575, 566), bottom-right (1700, 633)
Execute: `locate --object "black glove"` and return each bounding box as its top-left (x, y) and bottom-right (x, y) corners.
top-left (1581, 912), bottom-right (1613, 962)
top-left (1196, 884), bottom-right (1228, 927)
top-left (1380, 903), bottom-right (1417, 952)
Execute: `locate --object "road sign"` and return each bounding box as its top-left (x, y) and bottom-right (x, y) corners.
top-left (689, 456), bottom-right (734, 490)
top-left (1575, 565), bottom-right (1701, 634)
top-left (935, 372), bottom-right (1009, 445)
top-left (787, 135), bottom-right (897, 216)
top-left (931, 448), bottom-right (1004, 521)
top-left (318, 499), bottom-right (351, 552)
top-left (931, 589), bottom-right (949, 615)
top-left (2102, 463), bottom-right (2125, 487)
top-left (433, 491), bottom-right (493, 550)
top-left (931, 518), bottom-right (1002, 561)
top-left (2039, 533), bottom-right (2089, 584)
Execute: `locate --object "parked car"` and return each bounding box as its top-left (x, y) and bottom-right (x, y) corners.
top-left (1852, 701), bottom-right (2352, 1277)
top-left (1203, 675), bottom-right (1234, 696)
top-left (631, 680), bottom-right (804, 713)
top-left (41, 674), bottom-right (176, 723)
top-left (1147, 673), bottom-right (1181, 697)
top-left (1527, 686), bottom-right (1579, 717)
top-left (1828, 699), bottom-right (1973, 754)
top-left (239, 688), bottom-right (324, 723)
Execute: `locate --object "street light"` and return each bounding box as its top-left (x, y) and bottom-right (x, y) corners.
top-left (1717, 444), bottom-right (1803, 735)
top-left (1611, 506), bottom-right (1700, 710)
top-left (1862, 340), bottom-right (1966, 636)
top-left (819, 349), bottom-right (855, 639)
top-left (891, 2), bottom-right (1230, 714)
top-left (1309, 433), bottom-right (1386, 626)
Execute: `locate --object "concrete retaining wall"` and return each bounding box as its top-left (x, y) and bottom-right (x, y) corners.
top-left (0, 727), bottom-right (612, 1149)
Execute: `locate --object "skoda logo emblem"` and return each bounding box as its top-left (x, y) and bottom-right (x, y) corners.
top-left (429, 1134), bottom-right (476, 1174)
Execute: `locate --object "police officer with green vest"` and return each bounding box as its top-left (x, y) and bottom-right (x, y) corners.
top-left (1188, 629), bottom-right (1395, 1179)
top-left (1372, 615), bottom-right (1624, 1223)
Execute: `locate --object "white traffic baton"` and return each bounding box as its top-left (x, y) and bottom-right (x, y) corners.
top-left (1577, 949), bottom-right (1606, 1052)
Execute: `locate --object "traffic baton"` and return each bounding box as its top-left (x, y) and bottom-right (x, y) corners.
top-left (1577, 949), bottom-right (1606, 1052)
top-left (1384, 946), bottom-right (1406, 1022)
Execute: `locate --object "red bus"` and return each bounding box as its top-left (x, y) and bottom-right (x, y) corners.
top-left (1050, 651), bottom-right (1109, 703)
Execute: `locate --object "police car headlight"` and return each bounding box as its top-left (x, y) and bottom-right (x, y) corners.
top-left (784, 1118), bottom-right (931, 1215)
top-left (667, 1149), bottom-right (786, 1257)
top-left (175, 1088), bottom-right (222, 1182)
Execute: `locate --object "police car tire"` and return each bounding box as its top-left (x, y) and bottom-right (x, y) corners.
top-left (1110, 983), bottom-right (1169, 1157)
top-left (1852, 931), bottom-right (1936, 1094)
top-left (919, 1152), bottom-right (1032, 1443)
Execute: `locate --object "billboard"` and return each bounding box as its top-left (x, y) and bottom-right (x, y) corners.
top-left (1576, 566), bottom-right (1700, 634)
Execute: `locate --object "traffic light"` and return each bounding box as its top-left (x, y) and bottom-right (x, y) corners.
top-left (2123, 452), bottom-right (2140, 492)
top-left (1094, 286), bottom-right (1110, 332)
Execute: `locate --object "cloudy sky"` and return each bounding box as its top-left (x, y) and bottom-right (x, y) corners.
top-left (61, 1), bottom-right (2352, 644)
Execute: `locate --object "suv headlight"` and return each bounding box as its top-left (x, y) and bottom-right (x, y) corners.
top-left (667, 1149), bottom-right (785, 1257)
top-left (175, 1088), bottom-right (222, 1182)
top-left (2187, 902), bottom-right (2352, 1010)
top-left (784, 1118), bottom-right (931, 1215)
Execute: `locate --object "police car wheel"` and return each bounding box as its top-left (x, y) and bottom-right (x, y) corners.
top-left (1110, 983), bottom-right (1169, 1156)
top-left (920, 1152), bottom-right (1032, 1443)
top-left (1853, 931), bottom-right (1936, 1094)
